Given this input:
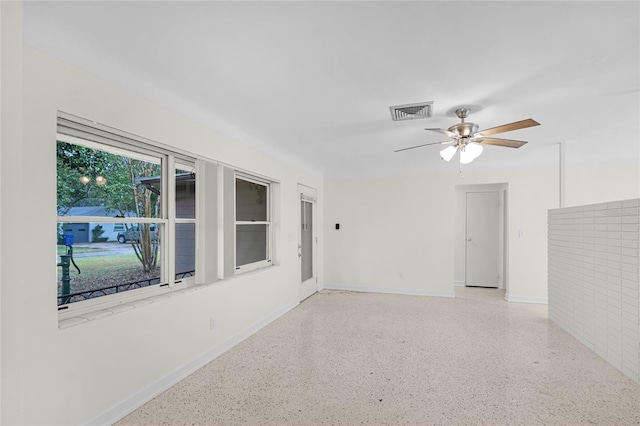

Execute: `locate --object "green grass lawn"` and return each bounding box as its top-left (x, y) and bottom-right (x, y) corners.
top-left (58, 252), bottom-right (161, 295)
top-left (71, 253), bottom-right (141, 278)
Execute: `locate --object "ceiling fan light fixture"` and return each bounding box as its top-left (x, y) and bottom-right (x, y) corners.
top-left (440, 145), bottom-right (458, 162)
top-left (466, 142), bottom-right (483, 159)
top-left (459, 149), bottom-right (475, 164)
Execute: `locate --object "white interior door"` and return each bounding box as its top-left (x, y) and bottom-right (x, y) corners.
top-left (466, 191), bottom-right (500, 288)
top-left (299, 185), bottom-right (317, 301)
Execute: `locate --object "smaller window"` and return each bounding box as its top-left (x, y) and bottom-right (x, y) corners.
top-left (235, 175), bottom-right (271, 272)
top-left (174, 164), bottom-right (196, 281)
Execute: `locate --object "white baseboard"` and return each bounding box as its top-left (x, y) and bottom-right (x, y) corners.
top-left (324, 284), bottom-right (455, 298)
top-left (86, 299), bottom-right (299, 426)
top-left (454, 280), bottom-right (465, 287)
top-left (505, 294), bottom-right (548, 304)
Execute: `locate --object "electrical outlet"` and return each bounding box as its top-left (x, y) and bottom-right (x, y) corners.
top-left (209, 319), bottom-right (216, 331)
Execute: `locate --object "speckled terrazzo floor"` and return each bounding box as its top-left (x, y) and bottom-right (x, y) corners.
top-left (115, 288), bottom-right (640, 426)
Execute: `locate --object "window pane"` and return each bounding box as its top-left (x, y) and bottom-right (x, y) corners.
top-left (57, 140), bottom-right (162, 219)
top-left (301, 200), bottom-right (313, 282)
top-left (175, 223), bottom-right (196, 279)
top-left (236, 224), bottom-right (267, 266)
top-left (57, 224), bottom-right (163, 305)
top-left (176, 167), bottom-right (196, 219)
top-left (236, 178), bottom-right (267, 221)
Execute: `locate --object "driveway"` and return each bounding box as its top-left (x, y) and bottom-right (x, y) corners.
top-left (71, 242), bottom-right (138, 258)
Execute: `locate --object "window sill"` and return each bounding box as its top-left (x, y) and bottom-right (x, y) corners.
top-left (234, 259), bottom-right (274, 275)
top-left (58, 264), bottom-right (279, 330)
top-left (58, 284), bottom-right (202, 330)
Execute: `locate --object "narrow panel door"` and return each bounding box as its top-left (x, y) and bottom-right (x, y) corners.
top-left (299, 185), bottom-right (317, 301)
top-left (465, 191), bottom-right (500, 288)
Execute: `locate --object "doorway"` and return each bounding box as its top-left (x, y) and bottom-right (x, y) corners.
top-left (454, 183), bottom-right (508, 292)
top-left (298, 184), bottom-right (317, 301)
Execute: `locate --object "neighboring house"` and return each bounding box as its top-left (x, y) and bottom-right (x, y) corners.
top-left (138, 173), bottom-right (196, 276)
top-left (60, 206), bottom-right (137, 243)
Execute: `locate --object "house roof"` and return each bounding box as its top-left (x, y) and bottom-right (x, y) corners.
top-left (136, 172), bottom-right (195, 186)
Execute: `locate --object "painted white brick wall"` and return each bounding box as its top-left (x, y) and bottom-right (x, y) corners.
top-left (548, 199), bottom-right (639, 384)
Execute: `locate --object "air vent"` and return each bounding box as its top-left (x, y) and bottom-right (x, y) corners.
top-left (389, 101), bottom-right (434, 121)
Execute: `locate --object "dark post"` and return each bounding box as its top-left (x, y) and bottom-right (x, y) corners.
top-left (58, 248), bottom-right (72, 305)
top-left (58, 233), bottom-right (77, 305)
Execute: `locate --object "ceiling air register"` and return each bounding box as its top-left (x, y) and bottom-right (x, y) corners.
top-left (389, 101), bottom-right (434, 121)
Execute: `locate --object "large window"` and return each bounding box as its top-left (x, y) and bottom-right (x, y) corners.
top-left (56, 113), bottom-right (278, 315)
top-left (235, 175), bottom-right (272, 272)
top-left (56, 116), bottom-right (198, 307)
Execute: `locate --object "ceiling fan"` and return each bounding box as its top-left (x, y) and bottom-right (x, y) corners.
top-left (394, 107), bottom-right (540, 164)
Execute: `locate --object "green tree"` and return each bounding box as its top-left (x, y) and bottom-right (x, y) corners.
top-left (91, 224), bottom-right (106, 242)
top-left (57, 141), bottom-right (161, 276)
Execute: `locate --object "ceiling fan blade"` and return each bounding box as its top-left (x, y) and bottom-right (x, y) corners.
top-left (425, 128), bottom-right (458, 139)
top-left (394, 141), bottom-right (452, 153)
top-left (475, 137), bottom-right (528, 148)
top-left (476, 119), bottom-right (540, 136)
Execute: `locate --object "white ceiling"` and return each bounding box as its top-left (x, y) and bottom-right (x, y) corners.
top-left (23, 1), bottom-right (640, 178)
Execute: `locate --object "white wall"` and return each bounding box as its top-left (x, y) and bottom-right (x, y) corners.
top-left (562, 125), bottom-right (639, 208)
top-left (564, 163), bottom-right (640, 207)
top-left (323, 175), bottom-right (456, 297)
top-left (549, 199), bottom-right (639, 383)
top-left (1, 27), bottom-right (323, 426)
top-left (324, 159), bottom-right (560, 303)
top-left (324, 137), bottom-right (640, 305)
top-left (1, 2), bottom-right (24, 424)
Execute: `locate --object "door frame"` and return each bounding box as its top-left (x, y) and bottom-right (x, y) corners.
top-left (465, 190), bottom-right (501, 288)
top-left (298, 184), bottom-right (318, 301)
top-left (454, 183), bottom-right (508, 293)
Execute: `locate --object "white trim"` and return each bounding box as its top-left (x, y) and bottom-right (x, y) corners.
top-left (166, 155), bottom-right (176, 287)
top-left (323, 284), bottom-right (455, 298)
top-left (216, 164), bottom-right (225, 279)
top-left (454, 280), bottom-right (465, 287)
top-left (59, 110), bottom-right (281, 185)
top-left (58, 279), bottom-right (171, 322)
top-left (84, 299), bottom-right (300, 426)
top-left (505, 294), bottom-right (548, 304)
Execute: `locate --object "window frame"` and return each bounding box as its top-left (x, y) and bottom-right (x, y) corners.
top-left (234, 173), bottom-right (273, 274)
top-left (55, 112), bottom-right (280, 324)
top-left (56, 118), bottom-right (198, 312)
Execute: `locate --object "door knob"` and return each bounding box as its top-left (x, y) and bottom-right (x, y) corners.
top-left (467, 237), bottom-right (472, 241)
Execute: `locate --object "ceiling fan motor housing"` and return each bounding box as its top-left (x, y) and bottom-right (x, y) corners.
top-left (448, 122), bottom-right (479, 137)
